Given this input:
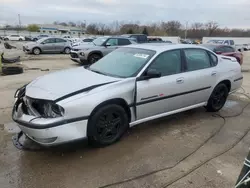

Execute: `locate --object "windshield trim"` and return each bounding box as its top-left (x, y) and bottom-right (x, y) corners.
top-left (88, 47), bottom-right (156, 78)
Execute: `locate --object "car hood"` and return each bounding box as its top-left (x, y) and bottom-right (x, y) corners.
top-left (26, 67), bottom-right (121, 101)
top-left (24, 42), bottom-right (37, 47)
top-left (72, 43), bottom-right (97, 50)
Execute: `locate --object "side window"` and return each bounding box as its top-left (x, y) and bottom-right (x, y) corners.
top-left (148, 50), bottom-right (182, 76)
top-left (216, 46), bottom-right (226, 53)
top-left (56, 38), bottom-right (66, 43)
top-left (106, 38), bottom-right (118, 46)
top-left (184, 49), bottom-right (211, 71)
top-left (138, 35), bottom-right (147, 42)
top-left (118, 39), bottom-right (131, 45)
top-left (43, 38), bottom-right (56, 44)
top-left (224, 40), bottom-right (229, 45)
top-left (83, 39), bottom-right (92, 42)
top-left (230, 40), bottom-right (235, 45)
top-left (208, 52), bottom-right (218, 66)
top-left (224, 46), bottom-right (235, 52)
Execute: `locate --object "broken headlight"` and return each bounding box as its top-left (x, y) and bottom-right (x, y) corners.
top-left (43, 102), bottom-right (65, 118)
top-left (30, 99), bottom-right (65, 118)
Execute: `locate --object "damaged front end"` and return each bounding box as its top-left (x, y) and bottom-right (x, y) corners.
top-left (13, 85), bottom-right (64, 119)
top-left (12, 85), bottom-right (66, 147)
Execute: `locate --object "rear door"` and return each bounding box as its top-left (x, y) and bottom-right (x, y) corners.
top-left (180, 48), bottom-right (217, 106)
top-left (55, 38), bottom-right (67, 52)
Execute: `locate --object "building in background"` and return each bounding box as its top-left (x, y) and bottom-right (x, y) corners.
top-left (38, 24), bottom-right (85, 36)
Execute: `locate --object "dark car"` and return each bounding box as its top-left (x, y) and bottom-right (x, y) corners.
top-left (121, 34), bottom-right (148, 43)
top-left (201, 44), bottom-right (243, 65)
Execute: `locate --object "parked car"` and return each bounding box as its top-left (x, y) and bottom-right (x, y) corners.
top-left (148, 37), bottom-right (163, 43)
top-left (4, 35), bottom-right (25, 41)
top-left (121, 34), bottom-right (148, 43)
top-left (72, 38), bottom-right (95, 47)
top-left (243, 44), bottom-right (250, 51)
top-left (70, 36), bottom-right (136, 64)
top-left (12, 44), bottom-right (242, 147)
top-left (23, 37), bottom-right (71, 55)
top-left (201, 44), bottom-right (243, 65)
top-left (32, 35), bottom-right (50, 41)
top-left (207, 39), bottom-right (235, 45)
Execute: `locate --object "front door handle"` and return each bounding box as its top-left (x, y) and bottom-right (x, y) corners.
top-left (176, 77), bottom-right (184, 84)
top-left (211, 71), bottom-right (217, 76)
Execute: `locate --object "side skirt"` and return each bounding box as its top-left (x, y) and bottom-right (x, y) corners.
top-left (129, 102), bottom-right (207, 127)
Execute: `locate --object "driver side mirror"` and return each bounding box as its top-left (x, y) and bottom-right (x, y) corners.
top-left (105, 43), bottom-right (111, 47)
top-left (41, 42), bottom-right (45, 44)
top-left (138, 69), bottom-right (161, 81)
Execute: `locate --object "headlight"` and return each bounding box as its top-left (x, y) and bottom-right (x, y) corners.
top-left (28, 98), bottom-right (65, 118)
top-left (43, 102), bottom-right (65, 118)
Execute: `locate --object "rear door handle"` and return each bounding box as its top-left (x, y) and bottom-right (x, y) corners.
top-left (211, 71), bottom-right (217, 76)
top-left (176, 77), bottom-right (184, 84)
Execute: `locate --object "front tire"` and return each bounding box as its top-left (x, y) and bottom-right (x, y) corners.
top-left (19, 38), bottom-right (23, 41)
top-left (206, 83), bottom-right (229, 112)
top-left (88, 104), bottom-right (128, 147)
top-left (33, 47), bottom-right (41, 55)
top-left (88, 53), bottom-right (102, 64)
top-left (64, 47), bottom-right (71, 54)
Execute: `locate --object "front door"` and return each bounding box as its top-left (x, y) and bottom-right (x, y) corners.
top-left (102, 38), bottom-right (118, 56)
top-left (41, 38), bottom-right (56, 52)
top-left (136, 49), bottom-right (185, 120)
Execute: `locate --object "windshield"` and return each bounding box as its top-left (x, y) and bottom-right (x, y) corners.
top-left (92, 37), bottom-right (107, 46)
top-left (88, 48), bottom-right (156, 78)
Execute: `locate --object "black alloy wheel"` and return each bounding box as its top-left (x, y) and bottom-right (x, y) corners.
top-left (88, 54), bottom-right (101, 64)
top-left (88, 104), bottom-right (128, 147)
top-left (206, 83), bottom-right (228, 112)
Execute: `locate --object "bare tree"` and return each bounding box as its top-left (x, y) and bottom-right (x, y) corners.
top-left (205, 21), bottom-right (219, 36)
top-left (161, 21), bottom-right (182, 36)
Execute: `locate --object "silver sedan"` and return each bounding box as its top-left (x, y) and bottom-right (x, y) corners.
top-left (23, 37), bottom-right (72, 55)
top-left (12, 44), bottom-right (243, 147)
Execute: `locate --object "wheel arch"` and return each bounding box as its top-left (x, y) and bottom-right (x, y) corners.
top-left (32, 46), bottom-right (42, 53)
top-left (88, 98), bottom-right (131, 124)
top-left (217, 79), bottom-right (231, 92)
top-left (88, 51), bottom-right (103, 59)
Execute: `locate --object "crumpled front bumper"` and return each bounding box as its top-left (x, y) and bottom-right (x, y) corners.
top-left (12, 98), bottom-right (88, 146)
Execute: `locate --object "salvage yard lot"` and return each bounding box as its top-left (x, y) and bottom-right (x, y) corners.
top-left (1, 51), bottom-right (250, 188)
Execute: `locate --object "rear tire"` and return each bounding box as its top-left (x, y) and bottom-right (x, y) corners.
top-left (88, 104), bottom-right (128, 147)
top-left (33, 47), bottom-right (41, 55)
top-left (206, 83), bottom-right (229, 112)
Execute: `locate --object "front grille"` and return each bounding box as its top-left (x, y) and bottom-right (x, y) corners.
top-left (70, 53), bottom-right (78, 58)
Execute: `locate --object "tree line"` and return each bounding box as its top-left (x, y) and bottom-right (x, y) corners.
top-left (2, 20), bottom-right (250, 39)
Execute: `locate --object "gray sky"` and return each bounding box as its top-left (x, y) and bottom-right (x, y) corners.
top-left (1, 0), bottom-right (250, 28)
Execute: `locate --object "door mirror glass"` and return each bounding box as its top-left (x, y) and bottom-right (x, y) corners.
top-left (145, 69), bottom-right (161, 79)
top-left (105, 43), bottom-right (111, 47)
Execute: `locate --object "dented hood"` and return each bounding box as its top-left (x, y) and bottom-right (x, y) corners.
top-left (26, 67), bottom-right (120, 101)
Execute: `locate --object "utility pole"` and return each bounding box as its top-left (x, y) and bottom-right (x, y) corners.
top-left (18, 14), bottom-right (21, 34)
top-left (185, 21), bottom-right (188, 40)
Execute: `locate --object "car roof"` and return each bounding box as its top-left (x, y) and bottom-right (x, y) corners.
top-left (124, 43), bottom-right (210, 53)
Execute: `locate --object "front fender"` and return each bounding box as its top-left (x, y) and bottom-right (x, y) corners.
top-left (58, 78), bottom-right (136, 120)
